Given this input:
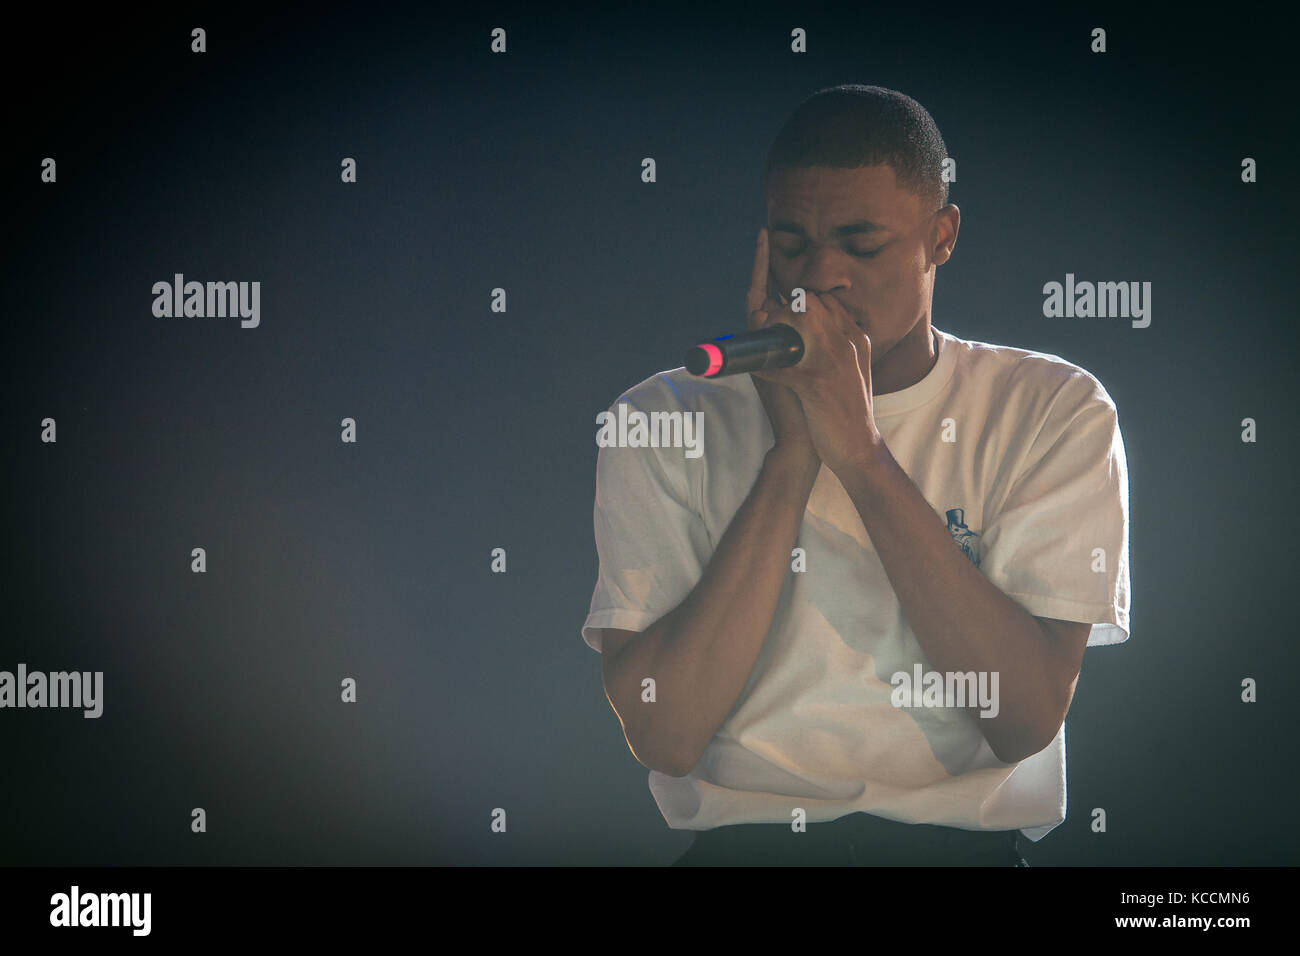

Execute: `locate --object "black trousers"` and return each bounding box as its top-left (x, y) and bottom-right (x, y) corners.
top-left (671, 811), bottom-right (1030, 866)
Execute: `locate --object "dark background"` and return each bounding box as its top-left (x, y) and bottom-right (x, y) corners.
top-left (2, 1), bottom-right (1295, 865)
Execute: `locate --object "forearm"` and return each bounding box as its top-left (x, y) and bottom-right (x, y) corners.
top-left (834, 443), bottom-right (1061, 762)
top-left (607, 445), bottom-right (821, 775)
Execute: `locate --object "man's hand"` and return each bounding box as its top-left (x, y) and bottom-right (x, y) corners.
top-left (750, 271), bottom-right (883, 475)
top-left (746, 227), bottom-right (820, 473)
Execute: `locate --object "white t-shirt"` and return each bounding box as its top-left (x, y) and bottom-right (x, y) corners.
top-left (581, 325), bottom-right (1130, 841)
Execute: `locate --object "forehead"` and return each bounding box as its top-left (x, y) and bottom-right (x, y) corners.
top-left (765, 165), bottom-right (918, 231)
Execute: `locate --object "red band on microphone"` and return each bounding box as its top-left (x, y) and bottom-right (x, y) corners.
top-left (695, 343), bottom-right (723, 376)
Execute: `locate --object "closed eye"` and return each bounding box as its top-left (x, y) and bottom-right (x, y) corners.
top-left (778, 246), bottom-right (882, 259)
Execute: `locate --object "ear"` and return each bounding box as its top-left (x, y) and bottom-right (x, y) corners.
top-left (932, 204), bottom-right (960, 266)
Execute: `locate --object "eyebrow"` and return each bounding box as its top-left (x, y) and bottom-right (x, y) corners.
top-left (770, 219), bottom-right (888, 237)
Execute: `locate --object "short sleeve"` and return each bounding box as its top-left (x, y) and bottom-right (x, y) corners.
top-left (979, 377), bottom-right (1131, 647)
top-left (581, 393), bottom-right (713, 653)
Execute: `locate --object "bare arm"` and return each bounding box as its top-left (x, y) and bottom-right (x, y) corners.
top-left (600, 444), bottom-right (820, 776)
top-left (599, 227), bottom-right (824, 776)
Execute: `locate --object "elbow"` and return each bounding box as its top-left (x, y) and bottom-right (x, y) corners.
top-left (606, 673), bottom-right (701, 777)
top-left (626, 745), bottom-right (693, 778)
top-left (613, 709), bottom-right (693, 777)
top-left (611, 692), bottom-right (701, 778)
top-left (657, 727), bottom-right (707, 777)
top-left (990, 716), bottom-right (1062, 764)
top-left (660, 747), bottom-right (701, 778)
top-left (633, 733), bottom-right (700, 778)
top-left (622, 719), bottom-right (700, 777)
top-left (990, 740), bottom-right (1032, 765)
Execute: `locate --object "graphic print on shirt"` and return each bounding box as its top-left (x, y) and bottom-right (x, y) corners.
top-left (945, 508), bottom-right (981, 567)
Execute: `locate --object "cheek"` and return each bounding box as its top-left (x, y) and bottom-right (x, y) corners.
top-left (875, 253), bottom-right (924, 302)
top-left (870, 266), bottom-right (906, 305)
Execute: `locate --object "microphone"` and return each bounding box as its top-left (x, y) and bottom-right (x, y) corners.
top-left (684, 324), bottom-right (805, 377)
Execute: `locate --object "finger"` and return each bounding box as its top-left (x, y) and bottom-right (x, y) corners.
top-left (845, 322), bottom-right (871, 359)
top-left (815, 292), bottom-right (855, 337)
top-left (811, 293), bottom-right (868, 367)
top-left (754, 270), bottom-right (789, 329)
top-left (746, 226), bottom-right (770, 317)
top-left (815, 293), bottom-right (869, 353)
top-left (766, 270), bottom-right (788, 309)
top-left (842, 316), bottom-right (874, 388)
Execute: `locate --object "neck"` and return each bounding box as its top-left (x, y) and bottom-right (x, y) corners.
top-left (872, 317), bottom-right (937, 395)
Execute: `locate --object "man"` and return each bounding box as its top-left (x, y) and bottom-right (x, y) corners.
top-left (581, 85), bottom-right (1130, 866)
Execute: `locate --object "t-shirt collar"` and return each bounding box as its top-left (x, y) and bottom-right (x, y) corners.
top-left (872, 325), bottom-right (959, 418)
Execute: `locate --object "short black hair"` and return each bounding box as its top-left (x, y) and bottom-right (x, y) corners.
top-left (764, 85), bottom-right (949, 215)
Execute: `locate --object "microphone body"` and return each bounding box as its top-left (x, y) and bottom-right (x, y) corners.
top-left (685, 324), bottom-right (804, 377)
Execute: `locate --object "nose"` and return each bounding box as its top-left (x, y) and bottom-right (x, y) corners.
top-left (796, 246), bottom-right (853, 298)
